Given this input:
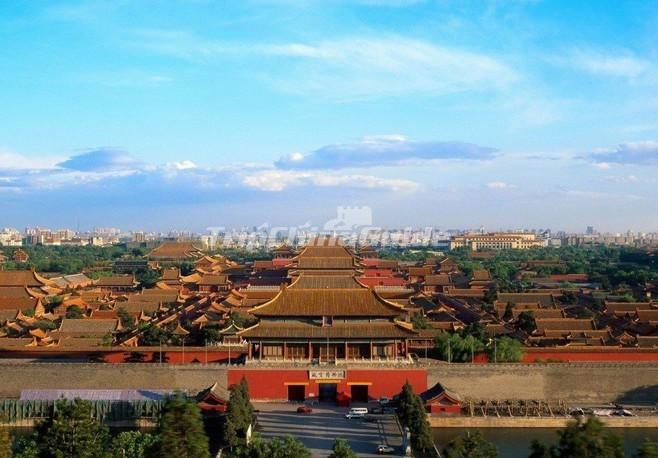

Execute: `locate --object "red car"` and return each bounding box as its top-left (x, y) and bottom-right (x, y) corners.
top-left (296, 405), bottom-right (313, 414)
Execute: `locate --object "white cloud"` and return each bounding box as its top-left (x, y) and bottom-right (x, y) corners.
top-left (132, 31), bottom-right (518, 99)
top-left (57, 148), bottom-right (142, 172)
top-left (486, 181), bottom-right (515, 189)
top-left (560, 49), bottom-right (656, 82)
top-left (1, 146), bottom-right (420, 195)
top-left (587, 141), bottom-right (658, 165)
top-left (604, 175), bottom-right (638, 183)
top-left (241, 169), bottom-right (418, 192)
top-left (264, 36), bottom-right (518, 99)
top-left (275, 136), bottom-right (497, 169)
top-left (0, 151), bottom-right (62, 170)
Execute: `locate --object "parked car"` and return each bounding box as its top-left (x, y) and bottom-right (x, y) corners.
top-left (296, 405), bottom-right (312, 414)
top-left (345, 412), bottom-right (365, 419)
top-left (376, 444), bottom-right (395, 455)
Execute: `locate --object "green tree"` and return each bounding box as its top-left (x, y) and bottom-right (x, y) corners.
top-left (135, 269), bottom-right (160, 289)
top-left (141, 326), bottom-right (168, 346)
top-left (517, 311), bottom-right (536, 334)
top-left (486, 337), bottom-right (523, 363)
top-left (39, 398), bottom-right (110, 458)
top-left (11, 436), bottom-right (40, 458)
top-left (0, 415), bottom-right (11, 458)
top-left (158, 395), bottom-right (210, 458)
top-left (411, 314), bottom-right (431, 330)
top-left (223, 377), bottom-right (255, 449)
top-left (65, 305), bottom-right (85, 319)
top-left (222, 417), bottom-right (240, 450)
top-left (444, 431), bottom-right (498, 458)
top-left (117, 307), bottom-right (135, 330)
top-left (230, 311), bottom-right (257, 329)
top-left (201, 325), bottom-right (221, 344)
top-left (239, 435), bottom-right (311, 458)
top-left (635, 439), bottom-right (658, 458)
top-left (396, 382), bottom-right (434, 454)
top-left (530, 417), bottom-right (624, 458)
top-left (110, 431), bottom-right (158, 458)
top-left (328, 438), bottom-right (357, 458)
top-left (265, 436), bottom-right (312, 458)
top-left (435, 333), bottom-right (484, 363)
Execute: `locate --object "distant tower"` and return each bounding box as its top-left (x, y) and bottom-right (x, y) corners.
top-left (586, 226), bottom-right (595, 235)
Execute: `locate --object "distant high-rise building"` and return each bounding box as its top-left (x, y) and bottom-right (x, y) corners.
top-left (586, 226), bottom-right (595, 235)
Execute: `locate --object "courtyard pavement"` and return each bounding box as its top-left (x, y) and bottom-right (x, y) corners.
top-left (254, 402), bottom-right (404, 457)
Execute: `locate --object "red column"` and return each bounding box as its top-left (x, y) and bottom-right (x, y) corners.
top-left (283, 342), bottom-right (287, 360)
top-left (344, 341), bottom-right (348, 361)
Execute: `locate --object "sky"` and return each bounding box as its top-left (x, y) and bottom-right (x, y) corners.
top-left (1, 0), bottom-right (658, 233)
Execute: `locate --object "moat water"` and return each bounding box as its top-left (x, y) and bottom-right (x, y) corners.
top-left (433, 428), bottom-right (658, 457)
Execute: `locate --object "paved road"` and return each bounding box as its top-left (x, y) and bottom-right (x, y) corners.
top-left (254, 402), bottom-right (404, 457)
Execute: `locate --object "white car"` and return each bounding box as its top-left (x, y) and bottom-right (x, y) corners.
top-left (345, 413), bottom-right (365, 419)
top-left (377, 444), bottom-right (395, 454)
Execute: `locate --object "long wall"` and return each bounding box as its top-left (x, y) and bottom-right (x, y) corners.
top-left (0, 363), bottom-right (229, 398)
top-left (427, 363), bottom-right (658, 404)
top-left (0, 362), bottom-right (656, 404)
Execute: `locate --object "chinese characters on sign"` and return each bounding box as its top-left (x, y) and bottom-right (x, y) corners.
top-left (309, 370), bottom-right (346, 380)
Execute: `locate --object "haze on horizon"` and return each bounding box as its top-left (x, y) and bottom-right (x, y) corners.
top-left (1, 1), bottom-right (658, 233)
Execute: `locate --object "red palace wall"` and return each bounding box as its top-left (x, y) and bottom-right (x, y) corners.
top-left (0, 347), bottom-right (246, 364)
top-left (228, 368), bottom-right (428, 401)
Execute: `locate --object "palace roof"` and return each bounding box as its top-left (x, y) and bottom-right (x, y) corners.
top-left (471, 270), bottom-right (492, 282)
top-left (497, 292), bottom-right (555, 308)
top-left (424, 274), bottom-right (452, 287)
top-left (535, 318), bottom-right (595, 333)
top-left (408, 266), bottom-right (434, 276)
top-left (291, 274), bottom-right (360, 289)
top-left (605, 302), bottom-right (656, 315)
top-left (161, 268), bottom-right (181, 281)
top-left (291, 240), bottom-right (358, 270)
top-left (148, 241), bottom-right (205, 260)
top-left (56, 318), bottom-right (119, 337)
top-left (198, 274), bottom-right (229, 286)
top-left (96, 276), bottom-right (137, 287)
top-left (0, 287), bottom-right (35, 298)
top-left (512, 308), bottom-right (564, 319)
top-left (0, 270), bottom-right (52, 288)
top-left (249, 284), bottom-right (403, 317)
top-left (0, 297), bottom-right (41, 311)
top-left (238, 320), bottom-right (417, 339)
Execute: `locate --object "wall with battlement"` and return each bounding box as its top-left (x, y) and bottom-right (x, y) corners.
top-left (427, 363), bottom-right (658, 404)
top-left (1, 362), bottom-right (656, 405)
top-left (0, 363), bottom-right (229, 398)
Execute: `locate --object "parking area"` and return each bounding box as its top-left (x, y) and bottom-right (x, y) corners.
top-left (254, 402), bottom-right (404, 457)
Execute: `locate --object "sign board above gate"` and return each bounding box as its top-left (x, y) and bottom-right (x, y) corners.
top-left (309, 369), bottom-right (346, 380)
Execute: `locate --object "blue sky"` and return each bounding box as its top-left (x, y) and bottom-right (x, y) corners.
top-left (1, 0), bottom-right (658, 232)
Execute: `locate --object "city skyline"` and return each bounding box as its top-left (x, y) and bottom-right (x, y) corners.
top-left (2, 1), bottom-right (658, 231)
